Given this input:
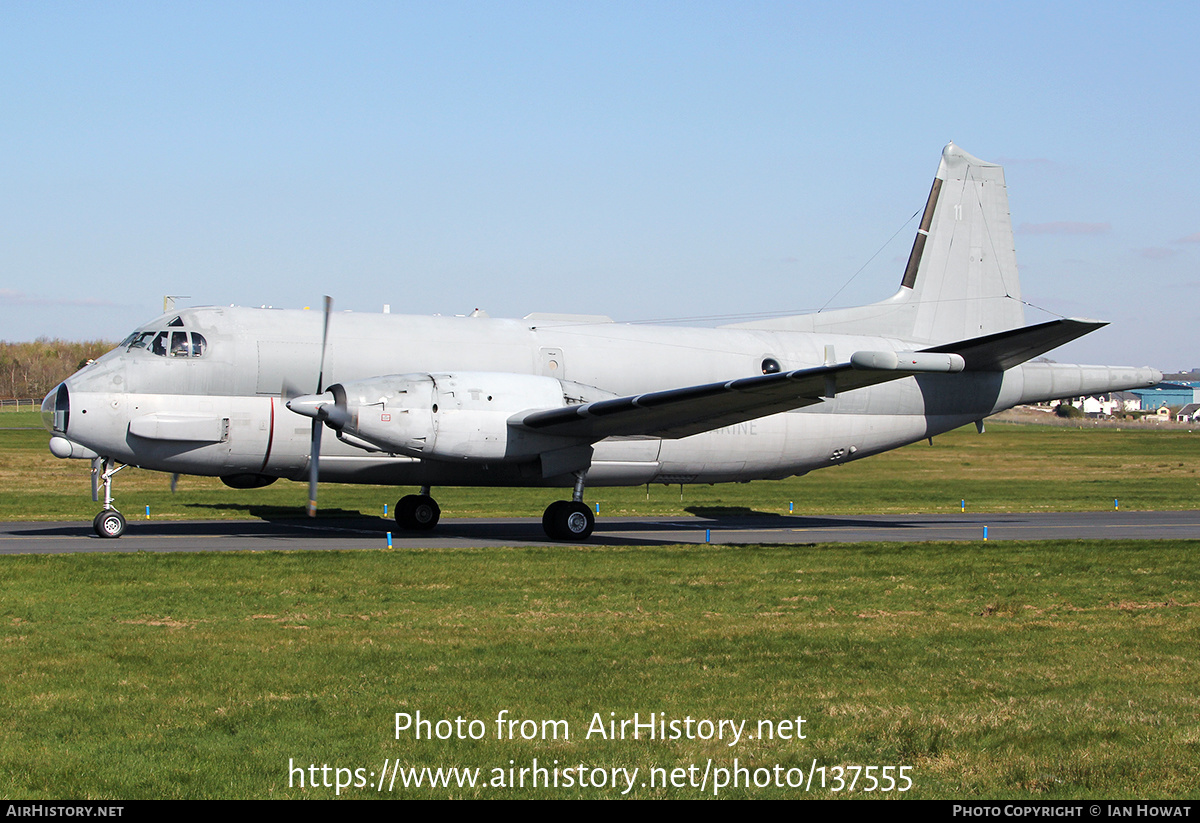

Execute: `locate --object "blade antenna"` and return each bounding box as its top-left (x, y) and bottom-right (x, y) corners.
top-left (308, 296), bottom-right (333, 517)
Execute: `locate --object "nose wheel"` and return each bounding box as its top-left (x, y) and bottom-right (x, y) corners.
top-left (91, 458), bottom-right (128, 538)
top-left (93, 510), bottom-right (127, 539)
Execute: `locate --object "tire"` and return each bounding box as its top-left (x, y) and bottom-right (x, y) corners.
top-left (93, 510), bottom-right (126, 539)
top-left (395, 494), bottom-right (440, 530)
top-left (542, 500), bottom-right (569, 540)
top-left (543, 500), bottom-right (594, 541)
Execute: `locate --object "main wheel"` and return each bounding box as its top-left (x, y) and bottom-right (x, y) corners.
top-left (542, 500), bottom-right (570, 540)
top-left (395, 494), bottom-right (441, 530)
top-left (543, 501), bottom-right (594, 541)
top-left (93, 510), bottom-right (126, 539)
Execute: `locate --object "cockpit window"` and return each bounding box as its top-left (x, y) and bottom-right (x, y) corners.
top-left (167, 316), bottom-right (184, 327)
top-left (128, 331), bottom-right (156, 350)
top-left (125, 329), bottom-right (208, 358)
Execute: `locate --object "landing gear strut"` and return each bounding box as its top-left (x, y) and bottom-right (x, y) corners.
top-left (542, 471), bottom-right (595, 541)
top-left (92, 458), bottom-right (127, 538)
top-left (395, 486), bottom-right (440, 530)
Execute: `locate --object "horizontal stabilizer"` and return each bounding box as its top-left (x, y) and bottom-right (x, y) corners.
top-left (921, 318), bottom-right (1106, 371)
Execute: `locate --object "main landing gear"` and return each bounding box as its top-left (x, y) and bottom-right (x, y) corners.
top-left (390, 473), bottom-right (598, 542)
top-left (92, 458), bottom-right (127, 538)
top-left (542, 500), bottom-right (594, 541)
top-left (394, 487), bottom-right (441, 530)
top-left (541, 471), bottom-right (594, 541)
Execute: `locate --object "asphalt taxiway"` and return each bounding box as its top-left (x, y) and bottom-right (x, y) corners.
top-left (3, 510), bottom-right (1200, 554)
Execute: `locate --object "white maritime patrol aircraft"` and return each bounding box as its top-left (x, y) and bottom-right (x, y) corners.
top-left (42, 144), bottom-right (1160, 540)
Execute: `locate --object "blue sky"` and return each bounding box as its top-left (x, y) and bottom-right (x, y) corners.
top-left (2, 1), bottom-right (1197, 368)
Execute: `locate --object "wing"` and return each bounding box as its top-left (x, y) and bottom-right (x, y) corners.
top-left (513, 318), bottom-right (1104, 441)
top-left (516, 354), bottom-right (961, 440)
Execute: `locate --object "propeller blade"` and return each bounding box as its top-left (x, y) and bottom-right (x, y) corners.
top-left (170, 473), bottom-right (179, 494)
top-left (281, 377), bottom-right (304, 402)
top-left (316, 295), bottom-right (332, 394)
top-left (307, 296), bottom-right (332, 517)
top-left (307, 418), bottom-right (321, 517)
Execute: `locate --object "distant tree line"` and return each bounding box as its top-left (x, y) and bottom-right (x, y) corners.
top-left (0, 339), bottom-right (118, 401)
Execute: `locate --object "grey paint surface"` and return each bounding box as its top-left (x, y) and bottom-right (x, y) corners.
top-left (39, 145), bottom-right (1164, 541)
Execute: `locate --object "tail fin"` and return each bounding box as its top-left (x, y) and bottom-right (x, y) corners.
top-left (899, 142), bottom-right (1025, 340)
top-left (726, 143), bottom-right (1027, 343)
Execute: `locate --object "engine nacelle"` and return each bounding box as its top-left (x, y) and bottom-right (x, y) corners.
top-left (327, 372), bottom-right (601, 462)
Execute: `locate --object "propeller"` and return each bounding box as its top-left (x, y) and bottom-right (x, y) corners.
top-left (285, 298), bottom-right (357, 516)
top-left (308, 296), bottom-right (333, 516)
top-left (281, 297), bottom-right (334, 517)
top-left (309, 296), bottom-right (333, 516)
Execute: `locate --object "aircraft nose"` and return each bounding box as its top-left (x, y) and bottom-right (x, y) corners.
top-left (41, 383), bottom-right (69, 433)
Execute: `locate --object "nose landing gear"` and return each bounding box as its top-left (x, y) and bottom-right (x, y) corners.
top-left (91, 458), bottom-right (127, 538)
top-left (93, 509), bottom-right (127, 538)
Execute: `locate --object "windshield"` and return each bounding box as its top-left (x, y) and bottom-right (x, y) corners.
top-left (126, 329), bottom-right (207, 358)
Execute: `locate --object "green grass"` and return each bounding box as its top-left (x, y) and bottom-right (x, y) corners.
top-left (4, 417), bottom-right (1199, 798)
top-left (0, 541), bottom-right (1196, 799)
top-left (4, 416), bottom-right (1199, 521)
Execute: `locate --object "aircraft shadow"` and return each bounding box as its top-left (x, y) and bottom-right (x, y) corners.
top-left (683, 506), bottom-right (919, 530)
top-left (4, 510), bottom-right (935, 547)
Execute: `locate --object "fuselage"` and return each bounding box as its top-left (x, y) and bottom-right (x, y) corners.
top-left (44, 305), bottom-right (1158, 489)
